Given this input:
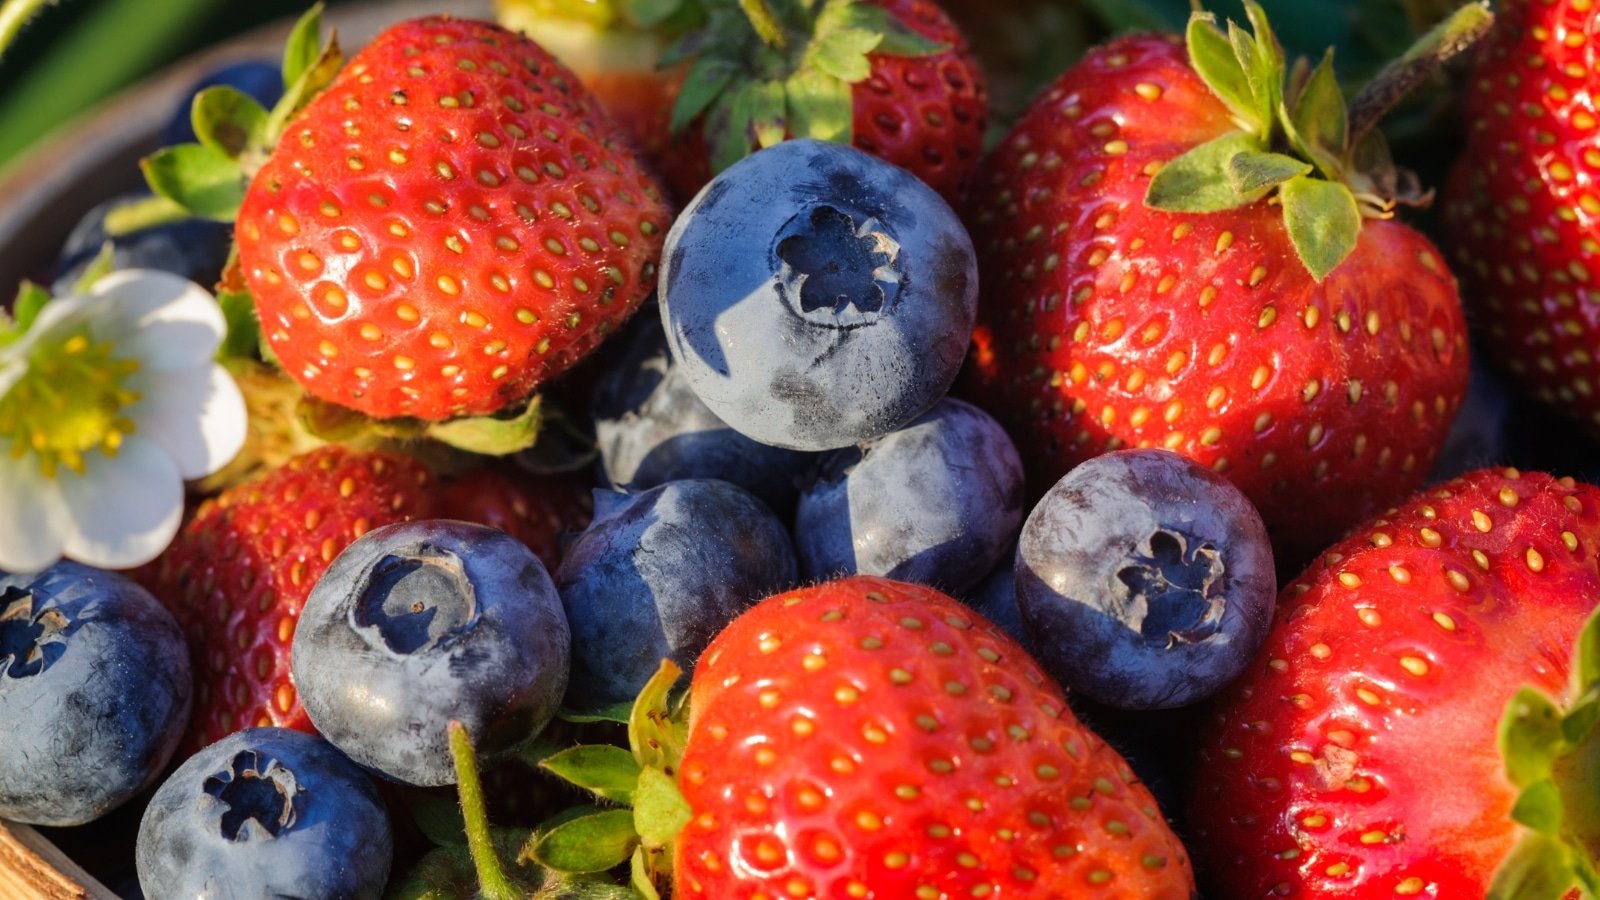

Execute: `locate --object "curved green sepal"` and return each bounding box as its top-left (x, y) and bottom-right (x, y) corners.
top-left (191, 86), bottom-right (270, 162)
top-left (629, 659), bottom-right (686, 773)
top-left (1501, 686), bottom-right (1565, 790)
top-left (1185, 14), bottom-right (1259, 133)
top-left (1289, 50), bottom-right (1347, 178)
top-left (807, 25), bottom-right (878, 82)
top-left (1511, 779), bottom-right (1564, 836)
top-left (70, 243), bottom-right (116, 295)
top-left (282, 3), bottom-right (326, 89)
top-left (749, 78), bottom-right (788, 149)
top-left (540, 744), bottom-right (643, 805)
top-left (1227, 150), bottom-right (1311, 196)
top-left (529, 809), bottom-right (639, 874)
top-left (820, 0), bottom-right (943, 57)
top-left (264, 20), bottom-right (343, 140)
top-left (621, 0), bottom-right (687, 28)
top-left (1488, 833), bottom-right (1579, 900)
top-left (426, 397), bottom-right (543, 456)
top-left (10, 280), bottom-right (48, 334)
top-left (1279, 175), bottom-right (1360, 282)
top-left (215, 286), bottom-right (262, 361)
top-left (559, 701), bottom-right (636, 725)
top-left (1576, 601), bottom-right (1600, 693)
top-left (785, 66), bottom-right (851, 144)
top-left (102, 194), bottom-right (189, 237)
top-left (1145, 131), bottom-right (1267, 213)
top-left (670, 58), bottom-right (737, 134)
top-left (630, 846), bottom-right (662, 900)
top-left (633, 765), bottom-right (691, 849)
top-left (139, 143), bottom-right (247, 222)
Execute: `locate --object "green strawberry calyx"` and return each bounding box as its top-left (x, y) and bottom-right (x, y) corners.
top-left (664, 0), bottom-right (948, 173)
top-left (1490, 606), bottom-right (1600, 899)
top-left (1144, 0), bottom-right (1492, 282)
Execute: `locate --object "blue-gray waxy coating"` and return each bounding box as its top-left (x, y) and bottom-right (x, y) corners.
top-left (1015, 449), bottom-right (1277, 710)
top-left (292, 520), bottom-right (570, 787)
top-left (659, 139), bottom-right (979, 451)
top-left (592, 313), bottom-right (815, 515)
top-left (794, 398), bottom-right (1025, 595)
top-left (557, 480), bottom-right (798, 711)
top-left (0, 561), bottom-right (191, 826)
top-left (136, 727), bottom-right (391, 900)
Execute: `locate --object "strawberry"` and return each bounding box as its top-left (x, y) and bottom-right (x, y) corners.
top-left (653, 0), bottom-right (987, 206)
top-left (145, 445), bottom-right (434, 752)
top-left (672, 576), bottom-right (1195, 898)
top-left (1440, 0), bottom-right (1600, 438)
top-left (960, 5), bottom-right (1485, 560)
top-left (234, 16), bottom-right (670, 422)
top-left (433, 461), bottom-right (593, 572)
top-left (1189, 467), bottom-right (1600, 897)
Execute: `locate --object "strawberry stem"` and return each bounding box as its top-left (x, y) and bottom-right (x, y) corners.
top-left (449, 721), bottom-right (519, 900)
top-left (0, 0), bottom-right (58, 59)
top-left (738, 0), bottom-right (787, 50)
top-left (1347, 1), bottom-right (1492, 142)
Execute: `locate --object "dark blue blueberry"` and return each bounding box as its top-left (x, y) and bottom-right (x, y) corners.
top-left (961, 555), bottom-right (1026, 645)
top-left (592, 313), bottom-right (815, 515)
top-left (659, 139), bottom-right (979, 451)
top-left (136, 727), bottom-right (391, 900)
top-left (557, 480), bottom-right (797, 710)
top-left (292, 521), bottom-right (570, 786)
top-left (162, 60), bottom-right (284, 146)
top-left (793, 398), bottom-right (1024, 595)
top-left (0, 561), bottom-right (190, 826)
top-left (53, 193), bottom-right (234, 294)
top-left (1015, 449), bottom-right (1277, 710)
top-left (1430, 356), bottom-right (1516, 484)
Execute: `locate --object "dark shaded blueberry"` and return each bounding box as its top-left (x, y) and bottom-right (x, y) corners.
top-left (0, 561), bottom-right (191, 826)
top-left (1015, 449), bottom-right (1276, 710)
top-left (660, 139), bottom-right (979, 451)
top-left (53, 193), bottom-right (234, 294)
top-left (592, 314), bottom-right (815, 515)
top-left (137, 727), bottom-right (391, 899)
top-left (1430, 355), bottom-right (1516, 484)
top-left (961, 555), bottom-right (1026, 644)
top-left (794, 398), bottom-right (1024, 594)
top-left (292, 521), bottom-right (570, 786)
top-left (162, 60), bottom-right (284, 146)
top-left (557, 480), bottom-right (797, 710)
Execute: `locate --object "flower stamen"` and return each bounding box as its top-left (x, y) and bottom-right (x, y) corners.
top-left (0, 328), bottom-right (142, 479)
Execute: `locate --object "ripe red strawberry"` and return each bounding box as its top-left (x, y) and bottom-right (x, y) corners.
top-left (146, 445), bottom-right (434, 751)
top-left (1190, 467), bottom-right (1600, 897)
top-left (235, 16), bottom-right (669, 422)
top-left (1441, 0), bottom-right (1600, 437)
top-left (961, 10), bottom-right (1475, 560)
top-left (433, 461), bottom-right (593, 572)
top-left (673, 576), bottom-right (1195, 899)
top-left (653, 0), bottom-right (986, 206)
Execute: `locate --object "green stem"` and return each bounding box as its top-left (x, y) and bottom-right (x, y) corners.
top-left (0, 0), bottom-right (56, 59)
top-left (1347, 0), bottom-right (1493, 141)
top-left (449, 721), bottom-right (519, 900)
top-left (737, 0), bottom-right (787, 50)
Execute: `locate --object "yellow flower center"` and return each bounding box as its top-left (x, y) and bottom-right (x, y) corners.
top-left (0, 330), bottom-right (141, 479)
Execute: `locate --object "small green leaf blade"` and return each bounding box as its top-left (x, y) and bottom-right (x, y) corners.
top-left (1144, 131), bottom-right (1267, 214)
top-left (71, 244), bottom-right (117, 295)
top-left (1226, 150), bottom-right (1312, 196)
top-left (786, 67), bottom-right (852, 145)
top-left (12, 281), bottom-right (50, 332)
top-left (750, 79), bottom-right (787, 149)
top-left (1278, 175), bottom-right (1361, 282)
top-left (1488, 833), bottom-right (1577, 900)
top-left (840, 3), bottom-right (945, 56)
top-left (670, 58), bottom-right (737, 134)
top-left (559, 701), bottom-right (636, 726)
top-left (1292, 50), bottom-right (1348, 177)
top-left (1511, 779), bottom-right (1564, 835)
top-left (621, 0), bottom-right (683, 27)
top-left (530, 809), bottom-right (639, 874)
top-left (191, 86), bottom-right (270, 160)
top-left (1186, 15), bottom-right (1259, 131)
top-left (139, 143), bottom-right (247, 222)
top-left (282, 2), bottom-right (326, 88)
top-left (1575, 605), bottom-right (1600, 694)
top-left (808, 26), bottom-right (879, 82)
top-left (629, 660), bottom-right (684, 772)
top-left (426, 398), bottom-right (542, 455)
top-left (633, 766), bottom-right (691, 848)
top-left (1500, 686), bottom-right (1565, 788)
top-left (539, 745), bottom-right (642, 805)
top-left (630, 846), bottom-right (662, 900)
top-left (216, 287), bottom-right (261, 361)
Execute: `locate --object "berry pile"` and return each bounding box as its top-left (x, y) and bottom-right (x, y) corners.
top-left (4, 1), bottom-right (1600, 897)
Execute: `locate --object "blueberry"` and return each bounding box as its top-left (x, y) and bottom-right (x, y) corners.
top-left (592, 313), bottom-right (815, 515)
top-left (1430, 356), bottom-right (1516, 484)
top-left (961, 556), bottom-right (1026, 645)
top-left (557, 480), bottom-right (797, 710)
top-left (292, 520), bottom-right (570, 786)
top-left (659, 139), bottom-right (979, 451)
top-left (53, 193), bottom-right (234, 294)
top-left (0, 561), bottom-right (190, 826)
top-left (162, 60), bottom-right (284, 146)
top-left (1015, 449), bottom-right (1276, 710)
top-left (794, 398), bottom-right (1025, 594)
top-left (136, 727), bottom-right (391, 899)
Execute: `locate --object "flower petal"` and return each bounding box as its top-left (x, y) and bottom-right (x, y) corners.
top-left (58, 435), bottom-right (184, 570)
top-left (86, 270), bottom-right (226, 371)
top-left (127, 363), bottom-right (248, 480)
top-left (0, 454), bottom-right (70, 572)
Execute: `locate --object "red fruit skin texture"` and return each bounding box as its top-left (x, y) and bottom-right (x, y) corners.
top-left (1190, 468), bottom-right (1600, 897)
top-left (961, 35), bottom-right (1469, 560)
top-left (657, 0), bottom-right (987, 207)
top-left (147, 446), bottom-right (434, 753)
top-left (1441, 0), bottom-right (1600, 436)
top-left (674, 576), bottom-right (1195, 899)
top-left (237, 17), bottom-right (670, 421)
top-left (433, 462), bottom-right (593, 572)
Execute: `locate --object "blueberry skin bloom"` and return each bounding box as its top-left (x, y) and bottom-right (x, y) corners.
top-left (292, 520), bottom-right (570, 786)
top-left (592, 314), bottom-right (815, 515)
top-left (0, 561), bottom-right (191, 826)
top-left (1015, 449), bottom-right (1277, 710)
top-left (659, 138), bottom-right (979, 451)
top-left (795, 398), bottom-right (1025, 595)
top-left (136, 727), bottom-right (391, 900)
top-left (557, 480), bottom-right (797, 710)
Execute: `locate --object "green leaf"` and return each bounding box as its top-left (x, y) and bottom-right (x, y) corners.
top-left (281, 2), bottom-right (325, 89)
top-left (629, 660), bottom-right (685, 772)
top-left (629, 847), bottom-right (661, 900)
top-left (426, 398), bottom-right (542, 456)
top-left (216, 287), bottom-right (261, 361)
top-left (410, 791), bottom-right (469, 848)
top-left (1226, 150), bottom-right (1312, 196)
top-left (139, 143), bottom-right (246, 222)
top-left (709, 81), bottom-right (760, 174)
top-left (1575, 606), bottom-right (1600, 694)
top-left (1278, 175), bottom-right (1361, 282)
top-left (1186, 15), bottom-right (1260, 131)
top-left (785, 67), bottom-right (852, 144)
top-left (1488, 833), bottom-right (1577, 900)
top-left (808, 25), bottom-right (878, 82)
top-left (833, 2), bottom-right (945, 57)
top-left (12, 280), bottom-right (49, 331)
top-left (1511, 779), bottom-right (1565, 835)
top-left (1291, 50), bottom-right (1348, 177)
top-left (191, 86), bottom-right (269, 161)
top-left (633, 766), bottom-right (691, 848)
top-left (71, 243), bottom-right (116, 295)
top-left (670, 58), bottom-right (737, 134)
top-left (560, 701), bottom-right (637, 726)
top-left (539, 745), bottom-right (642, 805)
top-left (749, 78), bottom-right (786, 149)
top-left (529, 809), bottom-right (638, 874)
top-left (266, 29), bottom-right (343, 140)
top-left (1501, 686), bottom-right (1566, 789)
top-left (1563, 690), bottom-right (1600, 746)
top-left (1144, 131), bottom-right (1267, 213)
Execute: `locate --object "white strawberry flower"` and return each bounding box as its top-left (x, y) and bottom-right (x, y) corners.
top-left (0, 270), bottom-right (247, 572)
